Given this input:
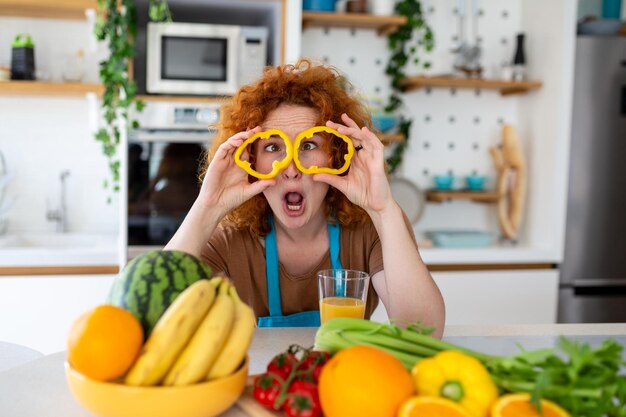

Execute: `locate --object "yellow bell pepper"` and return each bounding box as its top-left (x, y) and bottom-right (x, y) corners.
top-left (293, 126), bottom-right (354, 175)
top-left (234, 129), bottom-right (293, 180)
top-left (411, 350), bottom-right (498, 417)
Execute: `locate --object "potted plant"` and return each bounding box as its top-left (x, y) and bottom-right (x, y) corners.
top-left (384, 0), bottom-right (434, 174)
top-left (94, 0), bottom-right (171, 202)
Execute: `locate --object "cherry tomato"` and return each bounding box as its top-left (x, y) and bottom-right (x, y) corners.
top-left (296, 351), bottom-right (331, 382)
top-left (283, 391), bottom-right (322, 417)
top-left (267, 351), bottom-right (299, 380)
top-left (252, 372), bottom-right (285, 409)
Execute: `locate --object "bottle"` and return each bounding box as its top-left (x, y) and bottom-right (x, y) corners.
top-left (512, 33), bottom-right (526, 81)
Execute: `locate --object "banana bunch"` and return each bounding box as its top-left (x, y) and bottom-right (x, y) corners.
top-left (125, 276), bottom-right (256, 387)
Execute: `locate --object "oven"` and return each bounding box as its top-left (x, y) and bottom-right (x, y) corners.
top-left (127, 102), bottom-right (219, 259)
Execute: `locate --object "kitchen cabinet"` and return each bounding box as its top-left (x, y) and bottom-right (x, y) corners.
top-left (371, 269), bottom-right (559, 325)
top-left (0, 275), bottom-right (116, 355)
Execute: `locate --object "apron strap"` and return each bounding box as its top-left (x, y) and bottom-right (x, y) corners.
top-left (265, 216), bottom-right (283, 317)
top-left (264, 217), bottom-right (343, 317)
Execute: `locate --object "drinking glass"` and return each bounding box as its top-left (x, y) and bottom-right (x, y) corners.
top-left (318, 269), bottom-right (369, 324)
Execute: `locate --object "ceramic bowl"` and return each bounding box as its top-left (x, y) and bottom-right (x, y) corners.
top-left (303, 0), bottom-right (336, 11)
top-left (65, 356), bottom-right (248, 417)
top-left (433, 174), bottom-right (454, 190)
top-left (465, 175), bottom-right (487, 191)
top-left (371, 113), bottom-right (398, 133)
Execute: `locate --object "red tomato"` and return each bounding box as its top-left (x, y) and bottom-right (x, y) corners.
top-left (296, 351), bottom-right (330, 382)
top-left (252, 372), bottom-right (285, 409)
top-left (284, 391), bottom-right (322, 417)
top-left (288, 380), bottom-right (319, 398)
top-left (267, 351), bottom-right (299, 380)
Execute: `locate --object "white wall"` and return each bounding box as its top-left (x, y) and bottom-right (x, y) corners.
top-left (300, 0), bottom-right (576, 261)
top-left (0, 17), bottom-right (118, 235)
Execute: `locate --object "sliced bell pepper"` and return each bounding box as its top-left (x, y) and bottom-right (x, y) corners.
top-left (293, 126), bottom-right (354, 175)
top-left (234, 129), bottom-right (294, 180)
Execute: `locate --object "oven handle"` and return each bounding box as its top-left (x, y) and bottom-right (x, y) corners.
top-left (572, 279), bottom-right (626, 296)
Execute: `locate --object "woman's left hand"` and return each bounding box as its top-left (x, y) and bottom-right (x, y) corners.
top-left (313, 113), bottom-right (394, 216)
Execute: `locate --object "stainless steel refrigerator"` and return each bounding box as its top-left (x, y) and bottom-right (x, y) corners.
top-left (558, 36), bottom-right (626, 323)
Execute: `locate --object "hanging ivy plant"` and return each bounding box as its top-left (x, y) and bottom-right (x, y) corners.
top-left (94, 0), bottom-right (171, 202)
top-left (385, 0), bottom-right (434, 175)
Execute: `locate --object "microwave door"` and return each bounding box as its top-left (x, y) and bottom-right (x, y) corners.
top-left (147, 22), bottom-right (240, 95)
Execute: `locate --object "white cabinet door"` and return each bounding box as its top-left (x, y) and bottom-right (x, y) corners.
top-left (0, 275), bottom-right (116, 355)
top-left (371, 269), bottom-right (559, 325)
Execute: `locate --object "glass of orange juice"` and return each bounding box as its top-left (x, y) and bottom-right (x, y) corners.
top-left (318, 269), bottom-right (370, 324)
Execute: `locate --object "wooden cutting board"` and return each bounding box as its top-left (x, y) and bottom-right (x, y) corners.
top-left (235, 376), bottom-right (282, 417)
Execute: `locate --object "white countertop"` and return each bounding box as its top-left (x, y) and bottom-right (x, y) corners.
top-left (1, 323), bottom-right (625, 417)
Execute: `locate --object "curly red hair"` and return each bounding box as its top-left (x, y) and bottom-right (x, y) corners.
top-left (202, 59), bottom-right (372, 237)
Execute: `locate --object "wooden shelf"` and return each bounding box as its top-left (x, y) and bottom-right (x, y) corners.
top-left (302, 11), bottom-right (407, 36)
top-left (0, 0), bottom-right (98, 20)
top-left (399, 76), bottom-right (543, 96)
top-left (426, 190), bottom-right (501, 203)
top-left (379, 132), bottom-right (405, 145)
top-left (136, 95), bottom-right (232, 104)
top-left (0, 80), bottom-right (103, 96)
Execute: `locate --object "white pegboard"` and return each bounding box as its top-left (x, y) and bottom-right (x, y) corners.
top-left (301, 0), bottom-right (529, 236)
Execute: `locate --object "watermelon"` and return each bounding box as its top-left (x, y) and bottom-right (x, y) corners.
top-left (108, 250), bottom-right (212, 336)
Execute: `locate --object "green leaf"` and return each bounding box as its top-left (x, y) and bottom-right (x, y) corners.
top-left (384, 0), bottom-right (434, 172)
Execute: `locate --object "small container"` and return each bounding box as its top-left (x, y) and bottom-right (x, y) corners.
top-left (465, 174), bottom-right (486, 191)
top-left (433, 174), bottom-right (455, 190)
top-left (303, 0), bottom-right (337, 11)
top-left (346, 0), bottom-right (367, 13)
top-left (369, 0), bottom-right (396, 15)
top-left (10, 34), bottom-right (36, 80)
top-left (371, 113), bottom-right (398, 133)
top-left (0, 65), bottom-right (10, 82)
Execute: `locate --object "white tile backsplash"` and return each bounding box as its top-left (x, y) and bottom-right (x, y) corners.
top-left (0, 17), bottom-right (117, 235)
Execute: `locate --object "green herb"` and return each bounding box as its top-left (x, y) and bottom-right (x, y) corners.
top-left (384, 0), bottom-right (434, 174)
top-left (94, 0), bottom-right (171, 202)
top-left (315, 318), bottom-right (626, 416)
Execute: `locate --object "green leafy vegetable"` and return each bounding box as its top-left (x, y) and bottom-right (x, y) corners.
top-left (315, 318), bottom-right (626, 416)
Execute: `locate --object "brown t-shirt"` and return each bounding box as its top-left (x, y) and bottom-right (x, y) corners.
top-left (201, 220), bottom-right (384, 320)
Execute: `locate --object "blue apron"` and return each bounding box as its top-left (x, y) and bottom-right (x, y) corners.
top-left (257, 216), bottom-right (344, 328)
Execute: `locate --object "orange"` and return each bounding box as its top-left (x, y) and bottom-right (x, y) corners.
top-left (491, 393), bottom-right (570, 417)
top-left (318, 345), bottom-right (414, 417)
top-left (399, 396), bottom-right (473, 417)
top-left (67, 304), bottom-right (144, 381)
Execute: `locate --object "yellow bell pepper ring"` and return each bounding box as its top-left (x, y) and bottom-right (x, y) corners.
top-left (411, 350), bottom-right (499, 417)
top-left (293, 126), bottom-right (355, 175)
top-left (233, 129), bottom-right (294, 180)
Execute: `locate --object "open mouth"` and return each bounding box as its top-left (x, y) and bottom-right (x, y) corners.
top-left (285, 192), bottom-right (303, 211)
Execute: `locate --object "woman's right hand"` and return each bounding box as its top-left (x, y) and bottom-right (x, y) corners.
top-left (197, 127), bottom-right (275, 217)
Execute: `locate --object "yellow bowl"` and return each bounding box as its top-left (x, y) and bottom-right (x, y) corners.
top-left (65, 357), bottom-right (248, 417)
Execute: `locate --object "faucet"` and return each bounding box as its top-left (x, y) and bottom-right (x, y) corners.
top-left (46, 170), bottom-right (70, 233)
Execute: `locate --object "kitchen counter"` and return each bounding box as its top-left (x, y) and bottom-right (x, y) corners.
top-left (1, 323), bottom-right (625, 416)
top-left (0, 233), bottom-right (119, 273)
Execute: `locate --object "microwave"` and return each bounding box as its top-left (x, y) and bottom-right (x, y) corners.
top-left (146, 22), bottom-right (268, 96)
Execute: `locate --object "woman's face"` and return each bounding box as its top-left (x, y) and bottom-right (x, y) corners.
top-left (257, 104), bottom-right (330, 230)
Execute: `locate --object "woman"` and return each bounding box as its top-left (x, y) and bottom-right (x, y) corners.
top-left (165, 60), bottom-right (445, 337)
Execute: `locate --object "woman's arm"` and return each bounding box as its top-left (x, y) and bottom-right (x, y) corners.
top-left (165, 127), bottom-right (275, 257)
top-left (315, 114), bottom-right (445, 338)
top-left (369, 203), bottom-right (445, 339)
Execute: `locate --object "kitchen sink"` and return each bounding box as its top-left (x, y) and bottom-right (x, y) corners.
top-left (0, 233), bottom-right (115, 249)
top-left (0, 233), bottom-right (119, 267)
